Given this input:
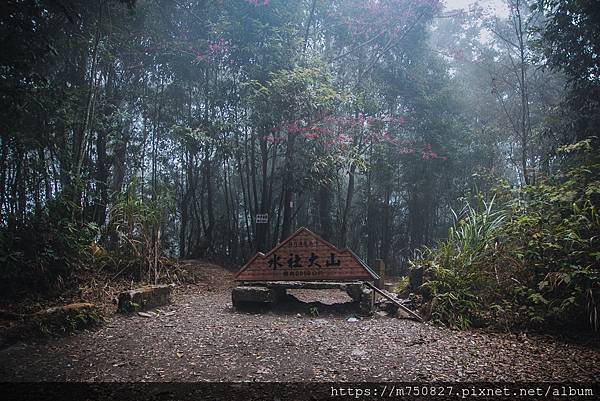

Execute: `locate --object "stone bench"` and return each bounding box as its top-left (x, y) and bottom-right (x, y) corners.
top-left (117, 285), bottom-right (172, 313)
top-left (232, 281), bottom-right (374, 314)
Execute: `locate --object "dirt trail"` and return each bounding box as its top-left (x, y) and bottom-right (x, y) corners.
top-left (0, 262), bottom-right (598, 382)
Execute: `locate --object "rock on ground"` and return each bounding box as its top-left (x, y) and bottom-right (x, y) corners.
top-left (117, 285), bottom-right (172, 313)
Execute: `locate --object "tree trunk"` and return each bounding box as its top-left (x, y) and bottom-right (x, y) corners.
top-left (203, 147), bottom-right (215, 251)
top-left (0, 137), bottom-right (9, 224)
top-left (339, 163), bottom-right (356, 247)
top-left (317, 183), bottom-right (332, 242)
top-left (72, 4), bottom-right (103, 214)
top-left (108, 133), bottom-right (128, 250)
top-left (255, 136), bottom-right (270, 252)
top-left (280, 132), bottom-right (296, 242)
top-left (380, 187), bottom-right (391, 266)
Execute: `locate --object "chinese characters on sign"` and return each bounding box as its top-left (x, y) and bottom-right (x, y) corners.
top-left (268, 254), bottom-right (282, 270)
top-left (256, 214), bottom-right (268, 224)
top-left (235, 227), bottom-right (377, 282)
top-left (267, 252), bottom-right (340, 270)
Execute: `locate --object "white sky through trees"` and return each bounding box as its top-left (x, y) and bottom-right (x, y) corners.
top-left (444, 0), bottom-right (509, 17)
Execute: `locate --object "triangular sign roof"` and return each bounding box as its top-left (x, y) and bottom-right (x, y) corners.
top-left (235, 227), bottom-right (379, 282)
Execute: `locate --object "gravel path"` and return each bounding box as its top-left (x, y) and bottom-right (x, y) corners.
top-left (0, 264), bottom-right (598, 382)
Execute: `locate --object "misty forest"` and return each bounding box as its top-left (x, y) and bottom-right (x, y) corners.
top-left (0, 0), bottom-right (599, 387)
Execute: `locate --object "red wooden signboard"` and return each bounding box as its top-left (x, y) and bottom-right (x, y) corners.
top-left (235, 227), bottom-right (379, 282)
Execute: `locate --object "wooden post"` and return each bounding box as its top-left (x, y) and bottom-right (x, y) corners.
top-left (375, 259), bottom-right (385, 289)
top-left (364, 282), bottom-right (423, 322)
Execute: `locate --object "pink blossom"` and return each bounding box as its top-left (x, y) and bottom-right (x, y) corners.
top-left (338, 134), bottom-right (353, 144)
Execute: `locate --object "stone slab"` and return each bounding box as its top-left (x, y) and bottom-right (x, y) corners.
top-left (117, 285), bottom-right (172, 313)
top-left (239, 281), bottom-right (365, 290)
top-left (232, 286), bottom-right (279, 306)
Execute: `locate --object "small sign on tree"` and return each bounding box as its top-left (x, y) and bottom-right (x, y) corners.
top-left (255, 214), bottom-right (268, 224)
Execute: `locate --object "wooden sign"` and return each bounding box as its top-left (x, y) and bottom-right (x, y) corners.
top-left (235, 227), bottom-right (379, 282)
top-left (255, 214), bottom-right (268, 224)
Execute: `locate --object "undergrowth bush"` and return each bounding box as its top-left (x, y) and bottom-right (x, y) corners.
top-left (415, 196), bottom-right (506, 329)
top-left (0, 181), bottom-right (176, 298)
top-left (412, 139), bottom-right (600, 332)
top-left (0, 198), bottom-right (98, 297)
top-left (98, 180), bottom-right (171, 283)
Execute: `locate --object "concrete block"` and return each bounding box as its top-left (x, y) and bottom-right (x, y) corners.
top-left (232, 286), bottom-right (279, 307)
top-left (118, 285), bottom-right (172, 313)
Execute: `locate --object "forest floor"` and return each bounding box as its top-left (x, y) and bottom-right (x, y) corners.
top-left (0, 261), bottom-right (599, 382)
